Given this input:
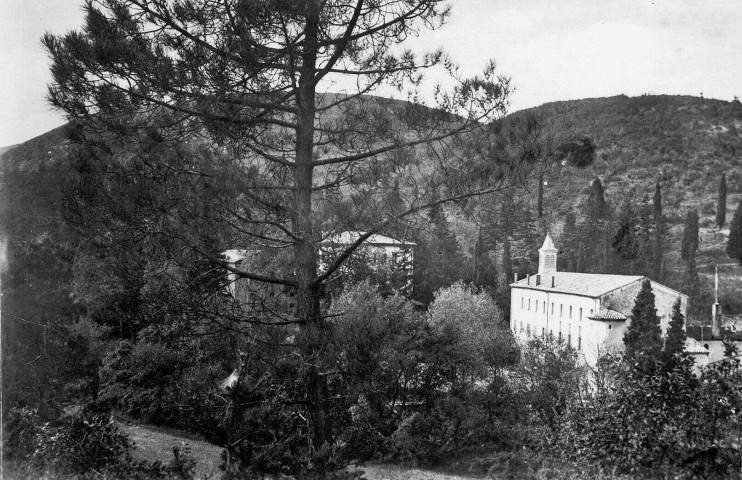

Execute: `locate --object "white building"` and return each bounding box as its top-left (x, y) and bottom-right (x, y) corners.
top-left (510, 233), bottom-right (694, 365)
top-left (321, 231), bottom-right (415, 294)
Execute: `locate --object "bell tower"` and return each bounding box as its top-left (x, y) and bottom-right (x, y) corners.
top-left (538, 233), bottom-right (558, 275)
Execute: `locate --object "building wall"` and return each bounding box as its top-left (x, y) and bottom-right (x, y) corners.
top-left (601, 280), bottom-right (688, 340)
top-left (511, 287), bottom-right (605, 362)
top-left (512, 278), bottom-right (689, 366)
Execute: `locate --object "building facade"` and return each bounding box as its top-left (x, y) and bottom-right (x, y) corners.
top-left (510, 234), bottom-right (691, 365)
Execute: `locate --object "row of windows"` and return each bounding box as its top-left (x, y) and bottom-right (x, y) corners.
top-left (520, 297), bottom-right (593, 319)
top-left (519, 321), bottom-right (581, 350)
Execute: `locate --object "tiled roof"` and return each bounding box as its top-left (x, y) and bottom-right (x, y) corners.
top-left (511, 272), bottom-right (643, 298)
top-left (588, 308), bottom-right (627, 321)
top-left (685, 337), bottom-right (710, 355)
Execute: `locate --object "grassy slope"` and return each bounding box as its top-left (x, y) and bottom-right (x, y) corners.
top-left (122, 423), bottom-right (483, 480)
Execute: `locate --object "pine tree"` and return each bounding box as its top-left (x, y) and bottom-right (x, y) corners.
top-left (652, 181), bottom-right (664, 279)
top-left (680, 210), bottom-right (699, 260)
top-left (727, 198), bottom-right (742, 264)
top-left (663, 297), bottom-right (687, 366)
top-left (717, 174), bottom-right (727, 228)
top-left (624, 279), bottom-right (663, 370)
top-left (413, 202), bottom-right (466, 304)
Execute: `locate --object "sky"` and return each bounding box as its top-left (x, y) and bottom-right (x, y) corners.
top-left (1, 0), bottom-right (741, 147)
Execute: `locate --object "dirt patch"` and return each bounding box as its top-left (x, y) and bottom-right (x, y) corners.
top-left (356, 464), bottom-right (483, 480)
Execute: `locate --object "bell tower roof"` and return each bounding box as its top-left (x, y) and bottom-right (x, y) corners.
top-left (538, 233), bottom-right (557, 274)
top-left (539, 232), bottom-right (557, 253)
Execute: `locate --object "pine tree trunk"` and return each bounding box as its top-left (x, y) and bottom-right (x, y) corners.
top-left (294, 2), bottom-right (330, 455)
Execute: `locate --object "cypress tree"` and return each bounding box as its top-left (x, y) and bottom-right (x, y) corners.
top-left (680, 209), bottom-right (699, 260)
top-left (663, 297), bottom-right (687, 366)
top-left (652, 181), bottom-right (663, 279)
top-left (624, 279), bottom-right (663, 370)
top-left (587, 178), bottom-right (608, 220)
top-left (727, 198), bottom-right (742, 264)
top-left (717, 174), bottom-right (727, 229)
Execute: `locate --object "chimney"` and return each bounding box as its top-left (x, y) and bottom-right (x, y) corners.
top-left (527, 274), bottom-right (530, 285)
top-left (551, 276), bottom-right (555, 288)
top-left (514, 273), bottom-right (519, 283)
top-left (536, 274), bottom-right (541, 286)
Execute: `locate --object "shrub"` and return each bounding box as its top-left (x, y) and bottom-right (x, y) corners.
top-left (556, 356), bottom-right (742, 477)
top-left (3, 407), bottom-right (131, 476)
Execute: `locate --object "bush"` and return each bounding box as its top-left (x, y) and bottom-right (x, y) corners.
top-left (3, 407), bottom-right (130, 476)
top-left (555, 356), bottom-right (742, 477)
top-left (3, 406), bottom-right (199, 480)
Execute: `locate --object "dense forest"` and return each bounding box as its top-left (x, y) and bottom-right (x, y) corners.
top-left (2, 0), bottom-right (742, 477)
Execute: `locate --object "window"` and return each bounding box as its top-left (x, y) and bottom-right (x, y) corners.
top-left (560, 304), bottom-right (563, 317)
top-left (520, 321), bottom-right (523, 332)
top-left (558, 331), bottom-right (562, 342)
top-left (527, 323), bottom-right (531, 335)
top-left (568, 334), bottom-right (571, 347)
top-left (569, 306), bottom-right (573, 319)
top-left (545, 254), bottom-right (556, 269)
top-left (543, 301), bottom-right (546, 313)
top-left (528, 299), bottom-right (531, 310)
top-left (551, 303), bottom-right (554, 315)
top-left (579, 308), bottom-right (583, 321)
top-left (542, 327), bottom-right (545, 337)
top-left (521, 297), bottom-right (524, 309)
top-left (578, 326), bottom-right (582, 350)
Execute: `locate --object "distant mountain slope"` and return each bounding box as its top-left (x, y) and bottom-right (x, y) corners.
top-left (515, 95), bottom-right (742, 245)
top-left (519, 95), bottom-right (742, 213)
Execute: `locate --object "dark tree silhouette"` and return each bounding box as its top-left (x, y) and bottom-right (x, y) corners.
top-left (717, 174), bottom-right (727, 229)
top-left (662, 298), bottom-right (687, 367)
top-left (653, 181), bottom-right (664, 279)
top-left (727, 198), bottom-right (742, 264)
top-left (680, 210), bottom-right (699, 260)
top-left (624, 279), bottom-right (662, 372)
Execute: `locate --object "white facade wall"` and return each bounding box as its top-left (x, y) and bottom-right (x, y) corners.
top-left (512, 278), bottom-right (690, 366)
top-left (511, 287), bottom-right (609, 363)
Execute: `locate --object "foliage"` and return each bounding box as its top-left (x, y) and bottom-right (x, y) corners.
top-left (652, 181), bottom-right (664, 279)
top-left (662, 298), bottom-right (688, 369)
top-left (510, 336), bottom-right (584, 430)
top-left (728, 197), bottom-right (742, 263)
top-left (557, 357), bottom-right (742, 477)
top-left (680, 209), bottom-right (699, 260)
top-left (413, 203), bottom-right (467, 305)
top-left (717, 173), bottom-right (727, 228)
top-left (427, 281), bottom-right (512, 375)
top-left (3, 407), bottom-right (130, 475)
top-left (623, 279), bottom-right (662, 372)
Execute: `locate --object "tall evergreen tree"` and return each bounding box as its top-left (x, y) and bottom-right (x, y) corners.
top-left (624, 279), bottom-right (663, 371)
top-left (663, 297), bottom-right (688, 367)
top-left (413, 202), bottom-right (465, 304)
top-left (587, 178), bottom-right (609, 220)
top-left (717, 174), bottom-right (727, 229)
top-left (680, 209), bottom-right (699, 260)
top-left (652, 181), bottom-right (664, 279)
top-left (582, 177), bottom-right (611, 273)
top-left (727, 198), bottom-right (742, 264)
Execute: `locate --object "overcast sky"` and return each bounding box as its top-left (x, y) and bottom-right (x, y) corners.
top-left (1, 0), bottom-right (741, 147)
